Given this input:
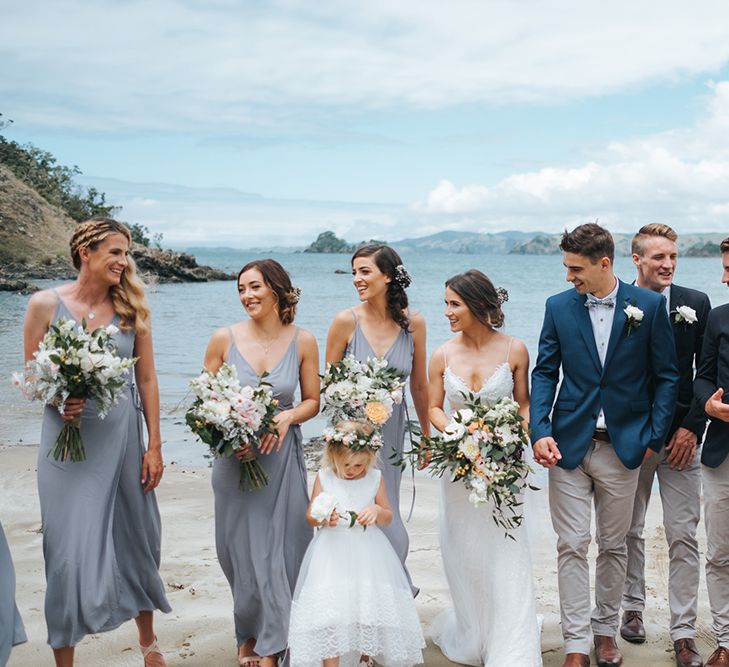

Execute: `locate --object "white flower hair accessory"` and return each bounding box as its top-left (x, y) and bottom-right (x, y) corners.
top-left (393, 264), bottom-right (411, 289)
top-left (288, 286), bottom-right (302, 304)
top-left (674, 305), bottom-right (697, 325)
top-left (495, 287), bottom-right (509, 305)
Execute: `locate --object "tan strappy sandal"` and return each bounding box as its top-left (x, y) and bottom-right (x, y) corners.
top-left (140, 637), bottom-right (167, 667)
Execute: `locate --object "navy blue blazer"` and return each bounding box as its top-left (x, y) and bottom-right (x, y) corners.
top-left (530, 280), bottom-right (679, 470)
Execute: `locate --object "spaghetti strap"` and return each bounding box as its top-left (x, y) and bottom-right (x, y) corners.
top-left (506, 337), bottom-right (514, 363)
top-left (350, 308), bottom-right (358, 324)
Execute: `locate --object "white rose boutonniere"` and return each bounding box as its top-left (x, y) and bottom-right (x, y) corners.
top-left (624, 303), bottom-right (644, 336)
top-left (674, 305), bottom-right (698, 325)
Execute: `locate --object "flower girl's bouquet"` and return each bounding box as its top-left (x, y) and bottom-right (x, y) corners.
top-left (13, 318), bottom-right (137, 462)
top-left (310, 491), bottom-right (362, 529)
top-left (185, 363), bottom-right (278, 490)
top-left (418, 394), bottom-right (534, 536)
top-left (321, 355), bottom-right (405, 428)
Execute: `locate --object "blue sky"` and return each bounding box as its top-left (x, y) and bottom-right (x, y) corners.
top-left (3, 1), bottom-right (729, 247)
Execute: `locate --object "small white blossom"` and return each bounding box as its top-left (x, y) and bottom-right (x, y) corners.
top-left (675, 305), bottom-right (698, 325)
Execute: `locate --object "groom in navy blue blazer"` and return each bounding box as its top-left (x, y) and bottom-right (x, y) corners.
top-left (531, 223), bottom-right (679, 667)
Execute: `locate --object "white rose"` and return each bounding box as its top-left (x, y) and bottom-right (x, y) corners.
top-left (443, 421), bottom-right (466, 442)
top-left (624, 305), bottom-right (644, 321)
top-left (454, 408), bottom-right (474, 424)
top-left (676, 305), bottom-right (698, 324)
top-left (458, 436), bottom-right (480, 461)
top-left (310, 492), bottom-right (338, 523)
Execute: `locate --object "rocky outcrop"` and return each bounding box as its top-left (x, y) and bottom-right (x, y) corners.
top-left (132, 245), bottom-right (235, 283)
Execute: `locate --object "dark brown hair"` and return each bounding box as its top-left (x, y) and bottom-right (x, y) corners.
top-left (445, 269), bottom-right (505, 329)
top-left (721, 237), bottom-right (729, 253)
top-left (560, 222), bottom-right (615, 263)
top-left (238, 259), bottom-right (299, 325)
top-left (351, 244), bottom-right (410, 331)
top-left (631, 223), bottom-right (678, 256)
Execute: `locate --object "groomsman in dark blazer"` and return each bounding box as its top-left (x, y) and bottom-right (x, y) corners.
top-left (620, 224), bottom-right (710, 667)
top-left (694, 237), bottom-right (729, 667)
top-left (532, 223), bottom-right (679, 667)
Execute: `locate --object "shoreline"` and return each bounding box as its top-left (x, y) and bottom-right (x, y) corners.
top-left (1, 444), bottom-right (716, 666)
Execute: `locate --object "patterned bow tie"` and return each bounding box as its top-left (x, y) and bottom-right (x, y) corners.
top-left (585, 295), bottom-right (615, 309)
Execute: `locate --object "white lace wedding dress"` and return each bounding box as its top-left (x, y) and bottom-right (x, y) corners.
top-left (431, 360), bottom-right (543, 666)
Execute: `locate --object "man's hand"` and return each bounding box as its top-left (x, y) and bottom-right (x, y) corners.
top-left (706, 388), bottom-right (729, 423)
top-left (533, 437), bottom-right (562, 468)
top-left (665, 427), bottom-right (698, 470)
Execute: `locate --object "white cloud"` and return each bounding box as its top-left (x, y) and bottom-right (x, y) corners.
top-left (2, 1), bottom-right (729, 131)
top-left (416, 81), bottom-right (729, 233)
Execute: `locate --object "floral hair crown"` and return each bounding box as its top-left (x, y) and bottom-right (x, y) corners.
top-left (495, 286), bottom-right (509, 305)
top-left (393, 264), bottom-right (412, 290)
top-left (288, 286), bottom-right (302, 304)
top-left (323, 420), bottom-right (384, 452)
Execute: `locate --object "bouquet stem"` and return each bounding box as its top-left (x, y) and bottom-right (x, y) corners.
top-left (50, 415), bottom-right (85, 462)
top-left (237, 449), bottom-right (269, 491)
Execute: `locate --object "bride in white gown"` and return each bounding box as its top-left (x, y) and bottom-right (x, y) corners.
top-left (427, 269), bottom-right (542, 666)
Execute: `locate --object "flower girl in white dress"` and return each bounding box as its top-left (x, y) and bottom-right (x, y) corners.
top-left (288, 421), bottom-right (425, 667)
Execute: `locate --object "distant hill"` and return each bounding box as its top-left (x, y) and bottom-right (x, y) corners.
top-left (303, 231), bottom-right (384, 254)
top-left (391, 230), bottom-right (535, 254)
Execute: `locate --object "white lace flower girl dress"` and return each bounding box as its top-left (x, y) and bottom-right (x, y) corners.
top-left (289, 467), bottom-right (425, 667)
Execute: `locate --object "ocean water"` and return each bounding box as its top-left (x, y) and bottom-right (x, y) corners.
top-left (1, 250), bottom-right (726, 465)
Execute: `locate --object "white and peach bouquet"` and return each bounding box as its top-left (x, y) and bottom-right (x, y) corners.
top-left (186, 363), bottom-right (278, 490)
top-left (416, 394), bottom-right (534, 537)
top-left (320, 355), bottom-right (405, 429)
top-left (13, 317), bottom-right (137, 462)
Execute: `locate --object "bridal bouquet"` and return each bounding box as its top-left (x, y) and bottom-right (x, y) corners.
top-left (13, 317), bottom-right (137, 462)
top-left (321, 355), bottom-right (405, 428)
top-left (310, 491), bottom-right (362, 529)
top-left (420, 394), bottom-right (534, 536)
top-left (186, 363), bottom-right (278, 490)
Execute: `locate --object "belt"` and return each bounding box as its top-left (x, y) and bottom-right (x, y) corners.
top-left (593, 429), bottom-right (611, 443)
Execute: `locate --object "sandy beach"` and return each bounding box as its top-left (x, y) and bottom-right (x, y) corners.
top-left (1, 444), bottom-right (715, 667)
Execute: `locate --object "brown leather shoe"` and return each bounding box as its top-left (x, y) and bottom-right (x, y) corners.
top-left (706, 646), bottom-right (729, 666)
top-left (594, 635), bottom-right (623, 667)
top-left (562, 653), bottom-right (590, 667)
top-left (620, 610), bottom-right (646, 644)
top-left (674, 638), bottom-right (703, 667)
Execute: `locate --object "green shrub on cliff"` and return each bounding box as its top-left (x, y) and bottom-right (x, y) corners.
top-left (0, 114), bottom-right (116, 222)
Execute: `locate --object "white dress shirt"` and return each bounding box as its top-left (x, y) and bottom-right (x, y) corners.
top-left (587, 278), bottom-right (619, 430)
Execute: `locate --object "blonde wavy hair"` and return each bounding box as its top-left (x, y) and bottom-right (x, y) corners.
top-left (70, 218), bottom-right (150, 334)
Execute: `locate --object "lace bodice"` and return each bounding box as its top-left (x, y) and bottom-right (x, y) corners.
top-left (444, 362), bottom-right (514, 410)
top-left (319, 467), bottom-right (381, 515)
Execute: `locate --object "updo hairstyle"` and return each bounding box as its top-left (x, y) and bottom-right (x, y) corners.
top-left (445, 269), bottom-right (506, 329)
top-left (238, 258), bottom-right (300, 325)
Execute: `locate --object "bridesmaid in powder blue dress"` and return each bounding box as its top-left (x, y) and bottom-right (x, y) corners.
top-left (24, 219), bottom-right (170, 667)
top-left (203, 259), bottom-right (320, 667)
top-left (325, 244), bottom-right (430, 595)
top-left (0, 519), bottom-right (26, 667)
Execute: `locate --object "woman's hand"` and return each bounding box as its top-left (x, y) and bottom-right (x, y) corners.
top-left (258, 409), bottom-right (294, 455)
top-left (357, 504), bottom-right (381, 526)
top-left (59, 397), bottom-right (85, 421)
top-left (327, 510), bottom-right (340, 528)
top-left (417, 439), bottom-right (431, 470)
top-left (234, 442), bottom-right (253, 460)
top-left (141, 448), bottom-right (164, 492)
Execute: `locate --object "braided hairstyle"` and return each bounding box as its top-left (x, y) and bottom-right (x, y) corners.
top-left (445, 269), bottom-right (506, 329)
top-left (351, 244), bottom-right (411, 331)
top-left (238, 259), bottom-right (300, 325)
top-left (70, 218), bottom-right (150, 334)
